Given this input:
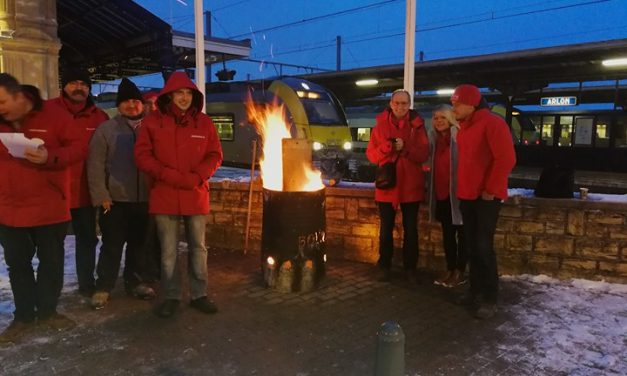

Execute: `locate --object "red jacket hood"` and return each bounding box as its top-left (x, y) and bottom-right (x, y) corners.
top-left (156, 72), bottom-right (204, 114)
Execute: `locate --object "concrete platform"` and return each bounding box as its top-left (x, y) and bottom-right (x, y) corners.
top-left (2, 248), bottom-right (620, 376)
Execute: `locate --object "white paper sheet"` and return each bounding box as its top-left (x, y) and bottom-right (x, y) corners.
top-left (0, 133), bottom-right (44, 158)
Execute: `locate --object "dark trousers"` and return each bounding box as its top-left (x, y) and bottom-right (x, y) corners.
top-left (459, 199), bottom-right (502, 303)
top-left (0, 221), bottom-right (68, 322)
top-left (71, 206), bottom-right (98, 292)
top-left (436, 199), bottom-right (466, 272)
top-left (95, 202), bottom-right (149, 292)
top-left (377, 201), bottom-right (419, 271)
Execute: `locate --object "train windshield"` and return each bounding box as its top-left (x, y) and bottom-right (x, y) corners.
top-left (302, 94), bottom-right (344, 125)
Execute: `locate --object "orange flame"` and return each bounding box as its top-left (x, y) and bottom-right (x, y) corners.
top-left (246, 94), bottom-right (323, 192)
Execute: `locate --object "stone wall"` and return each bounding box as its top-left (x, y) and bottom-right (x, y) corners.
top-left (206, 181), bottom-right (627, 283)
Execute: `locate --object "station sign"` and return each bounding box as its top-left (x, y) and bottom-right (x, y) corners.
top-left (540, 96), bottom-right (577, 106)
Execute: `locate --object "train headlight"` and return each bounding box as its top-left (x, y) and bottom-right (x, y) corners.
top-left (313, 142), bottom-right (324, 151)
top-left (342, 141), bottom-right (352, 151)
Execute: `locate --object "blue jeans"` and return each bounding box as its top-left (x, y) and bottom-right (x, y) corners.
top-left (154, 215), bottom-right (208, 300)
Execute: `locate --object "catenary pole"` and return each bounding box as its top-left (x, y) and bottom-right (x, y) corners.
top-left (194, 0), bottom-right (206, 112)
top-left (403, 0), bottom-right (416, 108)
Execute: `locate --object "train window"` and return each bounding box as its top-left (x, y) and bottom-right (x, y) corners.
top-left (614, 115), bottom-right (627, 148)
top-left (357, 128), bottom-right (371, 142)
top-left (573, 117), bottom-right (593, 147)
top-left (209, 114), bottom-right (235, 141)
top-left (541, 116), bottom-right (555, 146)
top-left (521, 116), bottom-right (541, 146)
top-left (558, 116), bottom-right (573, 147)
top-left (302, 100), bottom-right (343, 125)
top-left (595, 116), bottom-right (610, 148)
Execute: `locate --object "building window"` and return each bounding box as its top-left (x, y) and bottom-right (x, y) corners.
top-left (558, 116), bottom-right (573, 147)
top-left (209, 114), bottom-right (234, 141)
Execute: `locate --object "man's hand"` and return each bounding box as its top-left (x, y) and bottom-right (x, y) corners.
top-left (481, 191), bottom-right (495, 201)
top-left (394, 138), bottom-right (404, 151)
top-left (24, 146), bottom-right (48, 164)
top-left (102, 201), bottom-right (113, 214)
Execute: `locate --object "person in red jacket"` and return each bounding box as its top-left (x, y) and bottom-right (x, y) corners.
top-left (0, 74), bottom-right (84, 343)
top-left (451, 84), bottom-right (516, 319)
top-left (50, 68), bottom-right (109, 297)
top-left (135, 72), bottom-right (223, 318)
top-left (366, 89), bottom-right (429, 283)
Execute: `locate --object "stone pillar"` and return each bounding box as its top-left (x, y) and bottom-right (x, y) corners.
top-left (0, 0), bottom-right (60, 99)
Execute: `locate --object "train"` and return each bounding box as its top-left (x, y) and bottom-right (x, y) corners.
top-left (204, 77), bottom-right (353, 183)
top-left (94, 77), bottom-right (354, 183)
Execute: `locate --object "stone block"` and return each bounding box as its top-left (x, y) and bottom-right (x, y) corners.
top-left (214, 212), bottom-right (233, 225)
top-left (534, 236), bottom-right (573, 255)
top-left (358, 199), bottom-right (377, 209)
top-left (346, 199), bottom-right (359, 220)
top-left (494, 233), bottom-right (506, 250)
top-left (352, 224), bottom-right (378, 237)
top-left (507, 234), bottom-right (533, 251)
top-left (500, 206), bottom-right (522, 218)
top-left (566, 210), bottom-right (584, 236)
top-left (326, 220), bottom-right (353, 236)
top-left (516, 221), bottom-right (545, 234)
top-left (326, 209), bottom-right (345, 220)
top-left (496, 219), bottom-right (515, 232)
top-left (560, 258), bottom-right (598, 278)
top-left (574, 239), bottom-right (619, 260)
top-left (325, 196), bottom-right (345, 209)
top-left (535, 208), bottom-right (567, 222)
top-left (545, 221), bottom-right (565, 235)
top-left (585, 223), bottom-right (608, 238)
top-left (527, 254), bottom-right (560, 275)
top-left (586, 211), bottom-right (624, 225)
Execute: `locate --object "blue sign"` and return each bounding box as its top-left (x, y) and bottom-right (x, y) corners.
top-left (541, 96), bottom-right (577, 106)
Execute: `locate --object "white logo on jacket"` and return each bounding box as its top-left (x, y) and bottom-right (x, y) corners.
top-left (191, 135), bottom-right (206, 139)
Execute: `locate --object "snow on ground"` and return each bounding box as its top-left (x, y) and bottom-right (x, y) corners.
top-left (499, 275), bottom-right (627, 375)
top-left (1, 237), bottom-right (626, 374)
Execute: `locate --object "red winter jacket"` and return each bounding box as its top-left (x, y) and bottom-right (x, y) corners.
top-left (49, 96), bottom-right (108, 208)
top-left (0, 99), bottom-right (85, 227)
top-left (456, 108), bottom-right (516, 200)
top-left (134, 72), bottom-right (223, 215)
top-left (366, 108), bottom-right (429, 206)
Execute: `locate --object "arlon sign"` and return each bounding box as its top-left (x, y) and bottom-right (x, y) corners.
top-left (540, 96), bottom-right (577, 106)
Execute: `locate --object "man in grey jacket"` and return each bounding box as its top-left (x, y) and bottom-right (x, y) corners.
top-left (87, 78), bottom-right (155, 309)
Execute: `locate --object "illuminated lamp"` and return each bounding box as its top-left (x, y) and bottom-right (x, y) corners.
top-left (312, 141), bottom-right (324, 151)
top-left (356, 79), bottom-right (378, 87)
top-left (307, 92), bottom-right (320, 99)
top-left (436, 88), bottom-right (455, 95)
top-left (342, 141), bottom-right (352, 151)
top-left (602, 58), bottom-right (627, 67)
top-left (296, 90), bottom-right (305, 98)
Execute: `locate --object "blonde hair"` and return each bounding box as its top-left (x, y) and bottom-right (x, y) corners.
top-left (432, 104), bottom-right (458, 127)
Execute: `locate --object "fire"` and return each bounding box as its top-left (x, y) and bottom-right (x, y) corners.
top-left (246, 95), bottom-right (324, 192)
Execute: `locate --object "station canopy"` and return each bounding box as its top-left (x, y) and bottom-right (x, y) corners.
top-left (300, 38), bottom-right (627, 105)
top-left (57, 0), bottom-right (251, 82)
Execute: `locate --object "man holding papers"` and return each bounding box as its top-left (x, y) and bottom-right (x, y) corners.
top-left (0, 73), bottom-right (84, 343)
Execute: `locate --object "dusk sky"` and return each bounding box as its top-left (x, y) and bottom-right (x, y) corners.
top-left (127, 0), bottom-right (627, 88)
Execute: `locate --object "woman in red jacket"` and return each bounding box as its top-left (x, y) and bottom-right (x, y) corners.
top-left (428, 104), bottom-right (466, 288)
top-left (135, 72), bottom-right (223, 319)
top-left (366, 89), bottom-right (429, 283)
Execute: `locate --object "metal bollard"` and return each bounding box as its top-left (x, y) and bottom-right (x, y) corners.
top-left (374, 321), bottom-right (405, 376)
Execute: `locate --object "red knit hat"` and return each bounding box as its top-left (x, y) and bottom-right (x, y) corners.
top-left (451, 84), bottom-right (481, 106)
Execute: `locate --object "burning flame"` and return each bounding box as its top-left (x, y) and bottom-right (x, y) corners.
top-left (246, 95), bottom-right (323, 192)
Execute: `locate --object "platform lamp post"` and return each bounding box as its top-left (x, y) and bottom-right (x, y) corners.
top-left (403, 0), bottom-right (416, 108)
top-left (194, 0), bottom-right (206, 112)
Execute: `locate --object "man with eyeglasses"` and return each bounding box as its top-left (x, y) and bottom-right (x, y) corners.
top-left (50, 68), bottom-right (109, 298)
top-left (366, 89), bottom-right (429, 284)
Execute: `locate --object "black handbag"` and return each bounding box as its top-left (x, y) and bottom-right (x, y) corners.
top-left (375, 157), bottom-right (398, 189)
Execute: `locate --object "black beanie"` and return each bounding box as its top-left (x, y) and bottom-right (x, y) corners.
top-left (61, 68), bottom-right (92, 89)
top-left (116, 78), bottom-right (143, 106)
